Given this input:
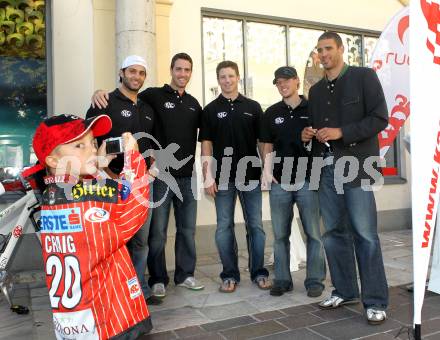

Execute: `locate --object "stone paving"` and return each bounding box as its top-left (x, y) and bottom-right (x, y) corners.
top-left (1, 229), bottom-right (436, 340)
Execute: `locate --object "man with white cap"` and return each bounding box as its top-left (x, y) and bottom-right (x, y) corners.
top-left (86, 55), bottom-right (162, 305)
top-left (91, 53), bottom-right (204, 299)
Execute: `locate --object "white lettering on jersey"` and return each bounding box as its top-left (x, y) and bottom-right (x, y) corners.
top-left (217, 112), bottom-right (227, 119)
top-left (45, 235), bottom-right (77, 254)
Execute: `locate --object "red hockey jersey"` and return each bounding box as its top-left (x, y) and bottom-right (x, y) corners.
top-left (39, 151), bottom-right (151, 339)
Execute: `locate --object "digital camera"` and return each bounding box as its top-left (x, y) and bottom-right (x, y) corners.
top-left (105, 137), bottom-right (124, 154)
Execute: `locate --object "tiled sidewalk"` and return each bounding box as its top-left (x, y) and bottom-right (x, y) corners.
top-left (140, 286), bottom-right (440, 340)
top-left (1, 230), bottom-right (435, 340)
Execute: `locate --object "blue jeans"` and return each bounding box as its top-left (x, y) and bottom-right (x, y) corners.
top-left (147, 177), bottom-right (197, 286)
top-left (215, 183), bottom-right (269, 282)
top-left (269, 182), bottom-right (325, 290)
top-left (319, 164), bottom-right (388, 310)
top-left (127, 184), bottom-right (153, 298)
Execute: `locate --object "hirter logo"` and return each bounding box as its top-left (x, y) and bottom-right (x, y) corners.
top-left (421, 0), bottom-right (440, 65)
top-left (84, 207), bottom-right (110, 223)
top-left (12, 225), bottom-right (23, 238)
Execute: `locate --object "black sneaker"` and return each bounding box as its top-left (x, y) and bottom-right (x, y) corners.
top-left (146, 295), bottom-right (163, 305)
top-left (270, 285), bottom-right (293, 296)
top-left (307, 286), bottom-right (324, 298)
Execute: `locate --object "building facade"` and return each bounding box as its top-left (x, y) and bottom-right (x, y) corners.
top-left (0, 0), bottom-right (409, 268)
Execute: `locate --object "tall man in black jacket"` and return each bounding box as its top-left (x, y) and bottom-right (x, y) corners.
top-left (302, 32), bottom-right (389, 325)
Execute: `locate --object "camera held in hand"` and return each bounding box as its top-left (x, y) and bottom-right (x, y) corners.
top-left (105, 137), bottom-right (124, 155)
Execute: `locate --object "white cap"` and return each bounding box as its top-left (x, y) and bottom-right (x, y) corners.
top-left (121, 55), bottom-right (147, 70)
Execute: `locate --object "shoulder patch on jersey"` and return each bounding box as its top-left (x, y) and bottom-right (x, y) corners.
top-left (127, 277), bottom-right (142, 299)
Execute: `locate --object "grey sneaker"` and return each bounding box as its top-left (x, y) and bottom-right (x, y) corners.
top-left (177, 276), bottom-right (205, 291)
top-left (366, 308), bottom-right (387, 325)
top-left (318, 295), bottom-right (359, 309)
top-left (152, 283), bottom-right (166, 298)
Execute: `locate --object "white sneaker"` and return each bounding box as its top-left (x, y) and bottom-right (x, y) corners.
top-left (318, 295), bottom-right (359, 309)
top-left (366, 308), bottom-right (387, 325)
top-left (177, 276), bottom-right (205, 291)
top-left (152, 283), bottom-right (166, 297)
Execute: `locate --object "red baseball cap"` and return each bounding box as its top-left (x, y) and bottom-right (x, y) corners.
top-left (32, 114), bottom-right (112, 169)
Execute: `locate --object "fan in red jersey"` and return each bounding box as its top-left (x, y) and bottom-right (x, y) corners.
top-left (30, 114), bottom-right (152, 340)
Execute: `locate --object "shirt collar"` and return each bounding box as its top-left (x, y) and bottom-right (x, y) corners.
top-left (218, 93), bottom-right (244, 103)
top-left (325, 63), bottom-right (349, 84)
top-left (114, 88), bottom-right (138, 104)
top-left (164, 83), bottom-right (186, 96)
top-left (281, 95), bottom-right (307, 110)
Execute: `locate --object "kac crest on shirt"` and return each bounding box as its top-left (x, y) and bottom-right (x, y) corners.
top-left (164, 102), bottom-right (175, 109)
top-left (275, 117), bottom-right (285, 125)
top-left (217, 111), bottom-right (227, 119)
top-left (121, 110), bottom-right (132, 118)
top-left (127, 277), bottom-right (142, 299)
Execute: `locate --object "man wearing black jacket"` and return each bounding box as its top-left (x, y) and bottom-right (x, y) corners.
top-left (302, 32), bottom-right (389, 324)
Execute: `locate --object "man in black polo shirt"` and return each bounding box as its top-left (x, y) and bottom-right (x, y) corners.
top-left (92, 53), bottom-right (204, 298)
top-left (199, 60), bottom-right (271, 293)
top-left (86, 55), bottom-right (161, 305)
top-left (260, 66), bottom-right (325, 297)
top-left (302, 32), bottom-right (388, 324)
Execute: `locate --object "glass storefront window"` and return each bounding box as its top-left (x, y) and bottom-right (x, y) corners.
top-left (201, 12), bottom-right (402, 180)
top-left (202, 17), bottom-right (244, 104)
top-left (246, 22), bottom-right (286, 109)
top-left (0, 0), bottom-right (47, 183)
top-left (339, 32), bottom-right (362, 66)
top-left (289, 27), bottom-right (324, 97)
top-left (364, 36), bottom-right (379, 67)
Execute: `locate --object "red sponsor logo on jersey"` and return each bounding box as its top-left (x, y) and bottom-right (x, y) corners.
top-left (421, 0), bottom-right (440, 65)
top-left (68, 210), bottom-right (81, 225)
top-left (12, 225), bottom-right (23, 238)
top-left (84, 207), bottom-right (110, 223)
top-left (130, 284), bottom-right (140, 294)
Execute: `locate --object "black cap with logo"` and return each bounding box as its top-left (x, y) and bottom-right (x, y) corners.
top-left (273, 66), bottom-right (298, 84)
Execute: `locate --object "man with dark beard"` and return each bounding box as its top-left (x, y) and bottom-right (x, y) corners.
top-left (86, 55), bottom-right (162, 306)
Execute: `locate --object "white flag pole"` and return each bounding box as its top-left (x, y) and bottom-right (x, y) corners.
top-left (411, 1), bottom-right (440, 338)
top-left (428, 208), bottom-right (440, 293)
